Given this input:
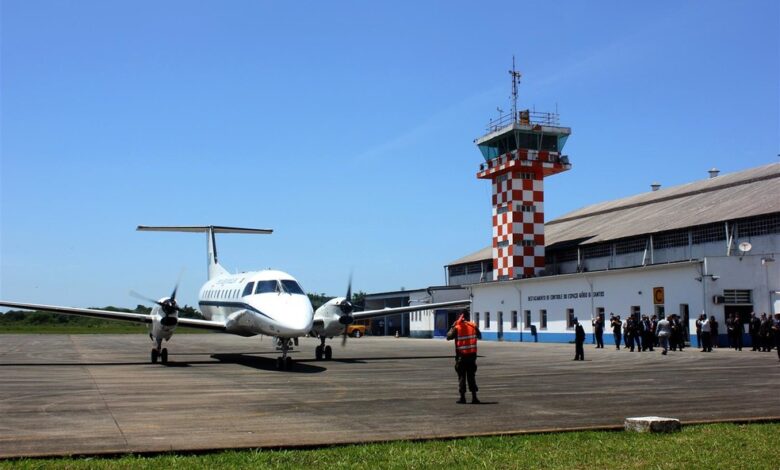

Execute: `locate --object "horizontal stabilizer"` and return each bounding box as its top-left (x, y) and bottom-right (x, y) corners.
top-left (137, 225), bottom-right (273, 234)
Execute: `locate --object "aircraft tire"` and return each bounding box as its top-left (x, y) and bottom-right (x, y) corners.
top-left (285, 356), bottom-right (293, 370)
top-left (276, 357), bottom-right (283, 370)
top-left (161, 348), bottom-right (168, 364)
top-left (324, 345), bottom-right (332, 360)
top-left (315, 346), bottom-right (323, 361)
top-left (151, 349), bottom-right (159, 364)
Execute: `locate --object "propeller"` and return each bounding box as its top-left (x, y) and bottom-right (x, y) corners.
top-left (339, 274), bottom-right (354, 347)
top-left (130, 271), bottom-right (184, 326)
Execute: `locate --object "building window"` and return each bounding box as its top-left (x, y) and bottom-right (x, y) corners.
top-left (511, 311), bottom-right (518, 329)
top-left (615, 237), bottom-right (647, 254)
top-left (692, 223), bottom-right (726, 244)
top-left (497, 205), bottom-right (509, 215)
top-left (566, 309), bottom-right (575, 329)
top-left (555, 248), bottom-right (578, 263)
top-left (517, 203), bottom-right (537, 213)
top-left (524, 310), bottom-right (532, 329)
top-left (583, 244), bottom-right (611, 259)
top-left (540, 310), bottom-right (547, 329)
top-left (516, 239), bottom-right (536, 248)
top-left (497, 240), bottom-right (509, 248)
top-left (485, 312), bottom-right (490, 329)
top-left (474, 312), bottom-right (480, 326)
top-left (737, 214), bottom-right (780, 237)
top-left (653, 230), bottom-right (689, 249)
top-left (723, 289), bottom-right (752, 304)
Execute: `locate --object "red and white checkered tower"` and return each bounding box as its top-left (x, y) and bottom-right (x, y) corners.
top-left (475, 62), bottom-right (571, 281)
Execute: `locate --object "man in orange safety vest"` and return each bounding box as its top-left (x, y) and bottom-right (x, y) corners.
top-left (446, 310), bottom-right (482, 404)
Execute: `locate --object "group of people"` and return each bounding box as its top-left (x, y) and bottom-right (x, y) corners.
top-left (601, 313), bottom-right (687, 353)
top-left (446, 309), bottom-right (780, 404)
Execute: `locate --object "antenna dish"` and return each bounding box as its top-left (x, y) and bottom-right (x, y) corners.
top-left (738, 242), bottom-right (752, 253)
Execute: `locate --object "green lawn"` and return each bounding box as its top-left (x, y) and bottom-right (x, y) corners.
top-left (2, 423), bottom-right (777, 469)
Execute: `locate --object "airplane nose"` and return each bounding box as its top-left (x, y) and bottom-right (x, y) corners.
top-left (276, 296), bottom-right (313, 335)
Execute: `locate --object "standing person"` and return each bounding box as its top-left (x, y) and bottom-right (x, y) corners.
top-left (656, 315), bottom-right (672, 355)
top-left (593, 316), bottom-right (604, 349)
top-left (623, 316), bottom-right (631, 349)
top-left (611, 314), bottom-right (622, 350)
top-left (759, 313), bottom-right (772, 352)
top-left (695, 314), bottom-right (704, 349)
top-left (632, 316), bottom-right (643, 352)
top-left (625, 316), bottom-right (635, 352)
top-left (772, 313), bottom-right (780, 362)
top-left (701, 315), bottom-right (712, 352)
top-left (446, 311), bottom-right (481, 404)
top-left (732, 314), bottom-right (743, 351)
top-left (749, 312), bottom-right (761, 351)
top-left (642, 315), bottom-right (655, 351)
top-left (710, 316), bottom-right (720, 349)
top-left (671, 315), bottom-right (685, 352)
top-left (574, 317), bottom-right (585, 360)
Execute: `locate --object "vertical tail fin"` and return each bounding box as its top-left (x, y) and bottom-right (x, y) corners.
top-left (136, 225), bottom-right (273, 280)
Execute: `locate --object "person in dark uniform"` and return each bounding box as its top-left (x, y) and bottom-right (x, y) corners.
top-left (446, 310), bottom-right (482, 404)
top-left (710, 316), bottom-right (719, 348)
top-left (670, 314), bottom-right (685, 352)
top-left (749, 312), bottom-right (761, 351)
top-left (759, 313), bottom-right (771, 352)
top-left (772, 313), bottom-right (780, 362)
top-left (730, 313), bottom-right (743, 351)
top-left (593, 316), bottom-right (604, 349)
top-left (574, 317), bottom-right (585, 360)
top-left (610, 314), bottom-right (622, 350)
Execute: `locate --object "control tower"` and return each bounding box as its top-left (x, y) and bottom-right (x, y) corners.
top-left (475, 63), bottom-right (571, 280)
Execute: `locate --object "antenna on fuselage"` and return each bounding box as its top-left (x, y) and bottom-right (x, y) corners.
top-left (136, 225), bottom-right (273, 280)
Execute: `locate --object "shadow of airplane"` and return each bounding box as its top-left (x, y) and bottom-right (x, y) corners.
top-left (210, 353), bottom-right (327, 373)
top-left (322, 355), bottom-right (455, 364)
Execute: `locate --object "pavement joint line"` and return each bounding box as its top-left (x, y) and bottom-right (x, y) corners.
top-left (69, 334), bottom-right (130, 451)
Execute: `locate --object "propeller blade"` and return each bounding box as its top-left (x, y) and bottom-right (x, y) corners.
top-left (129, 290), bottom-right (160, 306)
top-left (170, 268), bottom-right (186, 301)
top-left (345, 273), bottom-right (352, 306)
top-left (341, 328), bottom-right (348, 347)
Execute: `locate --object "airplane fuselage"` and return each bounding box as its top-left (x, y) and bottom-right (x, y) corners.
top-left (198, 269), bottom-right (314, 338)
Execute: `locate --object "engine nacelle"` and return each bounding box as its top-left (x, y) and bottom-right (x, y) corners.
top-left (312, 299), bottom-right (348, 338)
top-left (150, 304), bottom-right (178, 341)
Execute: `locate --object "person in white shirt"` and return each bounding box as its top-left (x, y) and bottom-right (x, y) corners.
top-left (700, 315), bottom-right (712, 352)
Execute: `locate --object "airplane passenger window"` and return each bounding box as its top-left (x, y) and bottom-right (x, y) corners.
top-left (255, 280), bottom-right (277, 294)
top-left (280, 280), bottom-right (305, 295)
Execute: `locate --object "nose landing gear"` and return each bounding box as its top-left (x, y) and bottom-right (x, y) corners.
top-left (275, 337), bottom-right (294, 370)
top-left (150, 337), bottom-right (169, 364)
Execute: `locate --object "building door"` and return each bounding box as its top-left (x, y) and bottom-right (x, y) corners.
top-left (497, 312), bottom-right (504, 341)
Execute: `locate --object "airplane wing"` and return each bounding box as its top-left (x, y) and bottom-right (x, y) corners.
top-left (351, 299), bottom-right (470, 321)
top-left (0, 301), bottom-right (227, 332)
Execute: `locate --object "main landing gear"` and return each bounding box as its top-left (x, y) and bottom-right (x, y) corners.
top-left (314, 336), bottom-right (332, 361)
top-left (150, 336), bottom-right (168, 364)
top-left (275, 337), bottom-right (294, 370)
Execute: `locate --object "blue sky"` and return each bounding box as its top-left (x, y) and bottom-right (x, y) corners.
top-left (1, 0), bottom-right (778, 309)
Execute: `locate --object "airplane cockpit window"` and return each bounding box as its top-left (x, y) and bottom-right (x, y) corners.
top-left (255, 280), bottom-right (277, 294)
top-left (280, 280), bottom-right (305, 295)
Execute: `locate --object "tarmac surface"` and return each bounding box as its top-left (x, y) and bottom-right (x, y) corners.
top-left (1, 333), bottom-right (779, 458)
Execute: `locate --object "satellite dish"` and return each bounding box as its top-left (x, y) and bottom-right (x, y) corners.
top-left (738, 242), bottom-right (752, 253)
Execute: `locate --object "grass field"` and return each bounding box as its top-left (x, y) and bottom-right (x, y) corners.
top-left (1, 423), bottom-right (777, 469)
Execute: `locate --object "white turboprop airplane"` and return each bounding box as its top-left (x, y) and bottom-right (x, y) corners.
top-left (0, 226), bottom-right (470, 370)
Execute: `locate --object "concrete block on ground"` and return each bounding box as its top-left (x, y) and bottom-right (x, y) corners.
top-left (624, 416), bottom-right (681, 433)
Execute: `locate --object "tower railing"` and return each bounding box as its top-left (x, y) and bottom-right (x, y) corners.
top-left (486, 110), bottom-right (560, 133)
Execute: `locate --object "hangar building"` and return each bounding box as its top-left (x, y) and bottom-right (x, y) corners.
top-left (443, 163), bottom-right (780, 345)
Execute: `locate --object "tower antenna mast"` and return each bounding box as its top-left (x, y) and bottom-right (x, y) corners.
top-left (509, 56), bottom-right (522, 123)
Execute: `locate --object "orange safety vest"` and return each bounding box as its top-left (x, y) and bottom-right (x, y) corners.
top-left (454, 320), bottom-right (478, 356)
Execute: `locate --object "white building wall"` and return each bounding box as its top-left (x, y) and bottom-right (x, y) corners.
top-left (456, 254), bottom-right (778, 345)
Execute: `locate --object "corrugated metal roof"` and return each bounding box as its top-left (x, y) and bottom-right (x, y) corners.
top-left (448, 162), bottom-right (780, 265)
